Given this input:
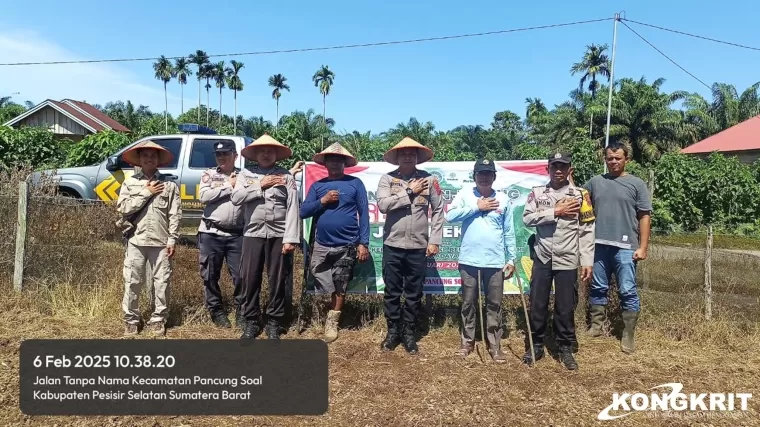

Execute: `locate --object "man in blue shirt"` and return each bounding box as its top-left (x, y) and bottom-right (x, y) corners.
top-left (445, 159), bottom-right (517, 362)
top-left (300, 143), bottom-right (370, 343)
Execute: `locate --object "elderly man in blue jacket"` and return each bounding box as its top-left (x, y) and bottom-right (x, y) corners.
top-left (445, 159), bottom-right (517, 362)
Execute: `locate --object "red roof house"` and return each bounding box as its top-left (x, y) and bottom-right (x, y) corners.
top-left (681, 115), bottom-right (760, 164)
top-left (2, 99), bottom-right (130, 141)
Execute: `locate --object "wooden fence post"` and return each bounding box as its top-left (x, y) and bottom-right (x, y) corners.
top-left (13, 181), bottom-right (29, 292)
top-left (704, 225), bottom-right (713, 320)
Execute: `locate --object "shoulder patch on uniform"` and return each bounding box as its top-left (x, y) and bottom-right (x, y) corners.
top-left (201, 173), bottom-right (210, 183)
top-left (432, 178), bottom-right (442, 195)
top-left (527, 191), bottom-right (535, 203)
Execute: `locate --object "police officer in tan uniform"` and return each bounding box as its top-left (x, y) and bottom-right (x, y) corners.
top-left (198, 139), bottom-right (244, 329)
top-left (231, 134), bottom-right (300, 340)
top-left (522, 152), bottom-right (595, 370)
top-left (116, 141), bottom-right (182, 337)
top-left (376, 137), bottom-right (445, 354)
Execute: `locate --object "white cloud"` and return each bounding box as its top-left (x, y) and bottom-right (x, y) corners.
top-left (0, 30), bottom-right (188, 115)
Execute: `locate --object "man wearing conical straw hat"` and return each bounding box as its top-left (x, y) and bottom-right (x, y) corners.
top-left (375, 137), bottom-right (445, 354)
top-left (300, 142), bottom-right (370, 343)
top-left (116, 140), bottom-right (182, 337)
top-left (231, 133), bottom-right (300, 340)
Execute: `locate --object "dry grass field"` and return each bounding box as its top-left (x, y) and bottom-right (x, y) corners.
top-left (1, 173), bottom-right (759, 426)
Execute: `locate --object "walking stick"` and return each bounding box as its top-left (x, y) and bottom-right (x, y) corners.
top-left (513, 262), bottom-right (536, 367)
top-left (476, 269), bottom-right (488, 363)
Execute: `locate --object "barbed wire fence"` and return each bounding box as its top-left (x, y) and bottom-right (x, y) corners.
top-left (1, 175), bottom-right (121, 291)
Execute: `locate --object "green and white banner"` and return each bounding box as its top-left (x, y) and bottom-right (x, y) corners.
top-left (301, 161), bottom-right (549, 294)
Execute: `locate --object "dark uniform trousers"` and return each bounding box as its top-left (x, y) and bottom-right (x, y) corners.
top-left (240, 237), bottom-right (294, 323)
top-left (528, 256), bottom-right (578, 348)
top-left (382, 244), bottom-right (426, 324)
top-left (198, 232), bottom-right (243, 314)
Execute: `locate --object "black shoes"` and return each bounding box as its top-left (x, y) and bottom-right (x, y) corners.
top-left (381, 320), bottom-right (418, 354)
top-left (211, 311), bottom-right (231, 328)
top-left (401, 322), bottom-right (418, 354)
top-left (240, 320), bottom-right (261, 339)
top-left (522, 344), bottom-right (545, 366)
top-left (559, 345), bottom-right (578, 370)
top-left (265, 319), bottom-right (281, 340)
top-left (521, 344), bottom-right (578, 370)
top-left (381, 320), bottom-right (402, 351)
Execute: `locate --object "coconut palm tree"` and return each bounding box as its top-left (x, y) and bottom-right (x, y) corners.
top-left (212, 61), bottom-right (227, 129)
top-left (153, 55), bottom-right (173, 133)
top-left (188, 50), bottom-right (210, 123)
top-left (173, 57), bottom-right (191, 116)
top-left (570, 44), bottom-right (611, 135)
top-left (268, 74), bottom-right (290, 128)
top-left (312, 65), bottom-right (335, 149)
top-left (226, 60), bottom-right (244, 134)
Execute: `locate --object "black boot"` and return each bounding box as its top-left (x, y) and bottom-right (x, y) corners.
top-left (381, 320), bottom-right (402, 351)
top-left (240, 320), bottom-right (261, 339)
top-left (521, 343), bottom-right (545, 366)
top-left (558, 345), bottom-right (578, 370)
top-left (265, 318), bottom-right (281, 340)
top-left (211, 310), bottom-right (231, 328)
top-left (402, 321), bottom-right (418, 354)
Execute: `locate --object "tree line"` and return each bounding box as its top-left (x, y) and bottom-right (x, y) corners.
top-left (152, 50), bottom-right (334, 135)
top-left (1, 44), bottom-right (760, 235)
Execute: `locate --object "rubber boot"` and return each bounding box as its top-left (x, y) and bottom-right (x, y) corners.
top-left (621, 310), bottom-right (640, 354)
top-left (324, 310), bottom-right (341, 343)
top-left (587, 304), bottom-right (606, 337)
top-left (381, 320), bottom-right (402, 351)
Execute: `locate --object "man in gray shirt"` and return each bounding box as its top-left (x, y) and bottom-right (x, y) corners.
top-left (583, 139), bottom-right (652, 354)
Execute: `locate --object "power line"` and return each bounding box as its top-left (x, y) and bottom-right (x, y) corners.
top-left (0, 17), bottom-right (612, 67)
top-left (622, 19), bottom-right (760, 53)
top-left (620, 20), bottom-right (712, 90)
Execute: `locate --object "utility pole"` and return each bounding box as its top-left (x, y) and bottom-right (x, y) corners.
top-left (603, 12), bottom-right (621, 173)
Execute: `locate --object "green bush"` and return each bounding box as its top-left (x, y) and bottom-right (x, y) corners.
top-left (0, 126), bottom-right (71, 170)
top-left (65, 130), bottom-right (132, 167)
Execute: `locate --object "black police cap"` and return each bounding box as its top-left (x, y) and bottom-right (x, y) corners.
top-left (213, 140), bottom-right (236, 153)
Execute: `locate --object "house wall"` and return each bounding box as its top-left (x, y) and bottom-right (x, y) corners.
top-left (19, 106), bottom-right (90, 136)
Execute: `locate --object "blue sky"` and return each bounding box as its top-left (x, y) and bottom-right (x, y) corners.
top-left (1, 0), bottom-right (759, 134)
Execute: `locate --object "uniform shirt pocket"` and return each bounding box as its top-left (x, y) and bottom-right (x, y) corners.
top-left (155, 193), bottom-right (170, 210)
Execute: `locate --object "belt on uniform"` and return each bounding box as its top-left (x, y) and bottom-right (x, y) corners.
top-left (203, 218), bottom-right (243, 236)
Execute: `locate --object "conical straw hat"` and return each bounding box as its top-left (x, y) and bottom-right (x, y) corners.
top-left (312, 142), bottom-right (358, 167)
top-left (122, 140), bottom-right (174, 167)
top-left (382, 137), bottom-right (434, 165)
top-left (241, 133), bottom-right (293, 162)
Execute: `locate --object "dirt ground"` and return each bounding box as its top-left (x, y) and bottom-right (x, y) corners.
top-left (1, 300), bottom-right (759, 427)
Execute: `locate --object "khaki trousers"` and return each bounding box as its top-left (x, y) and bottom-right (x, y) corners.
top-left (122, 242), bottom-right (172, 325)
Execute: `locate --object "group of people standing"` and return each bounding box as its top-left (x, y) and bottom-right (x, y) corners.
top-left (115, 133), bottom-right (650, 371)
